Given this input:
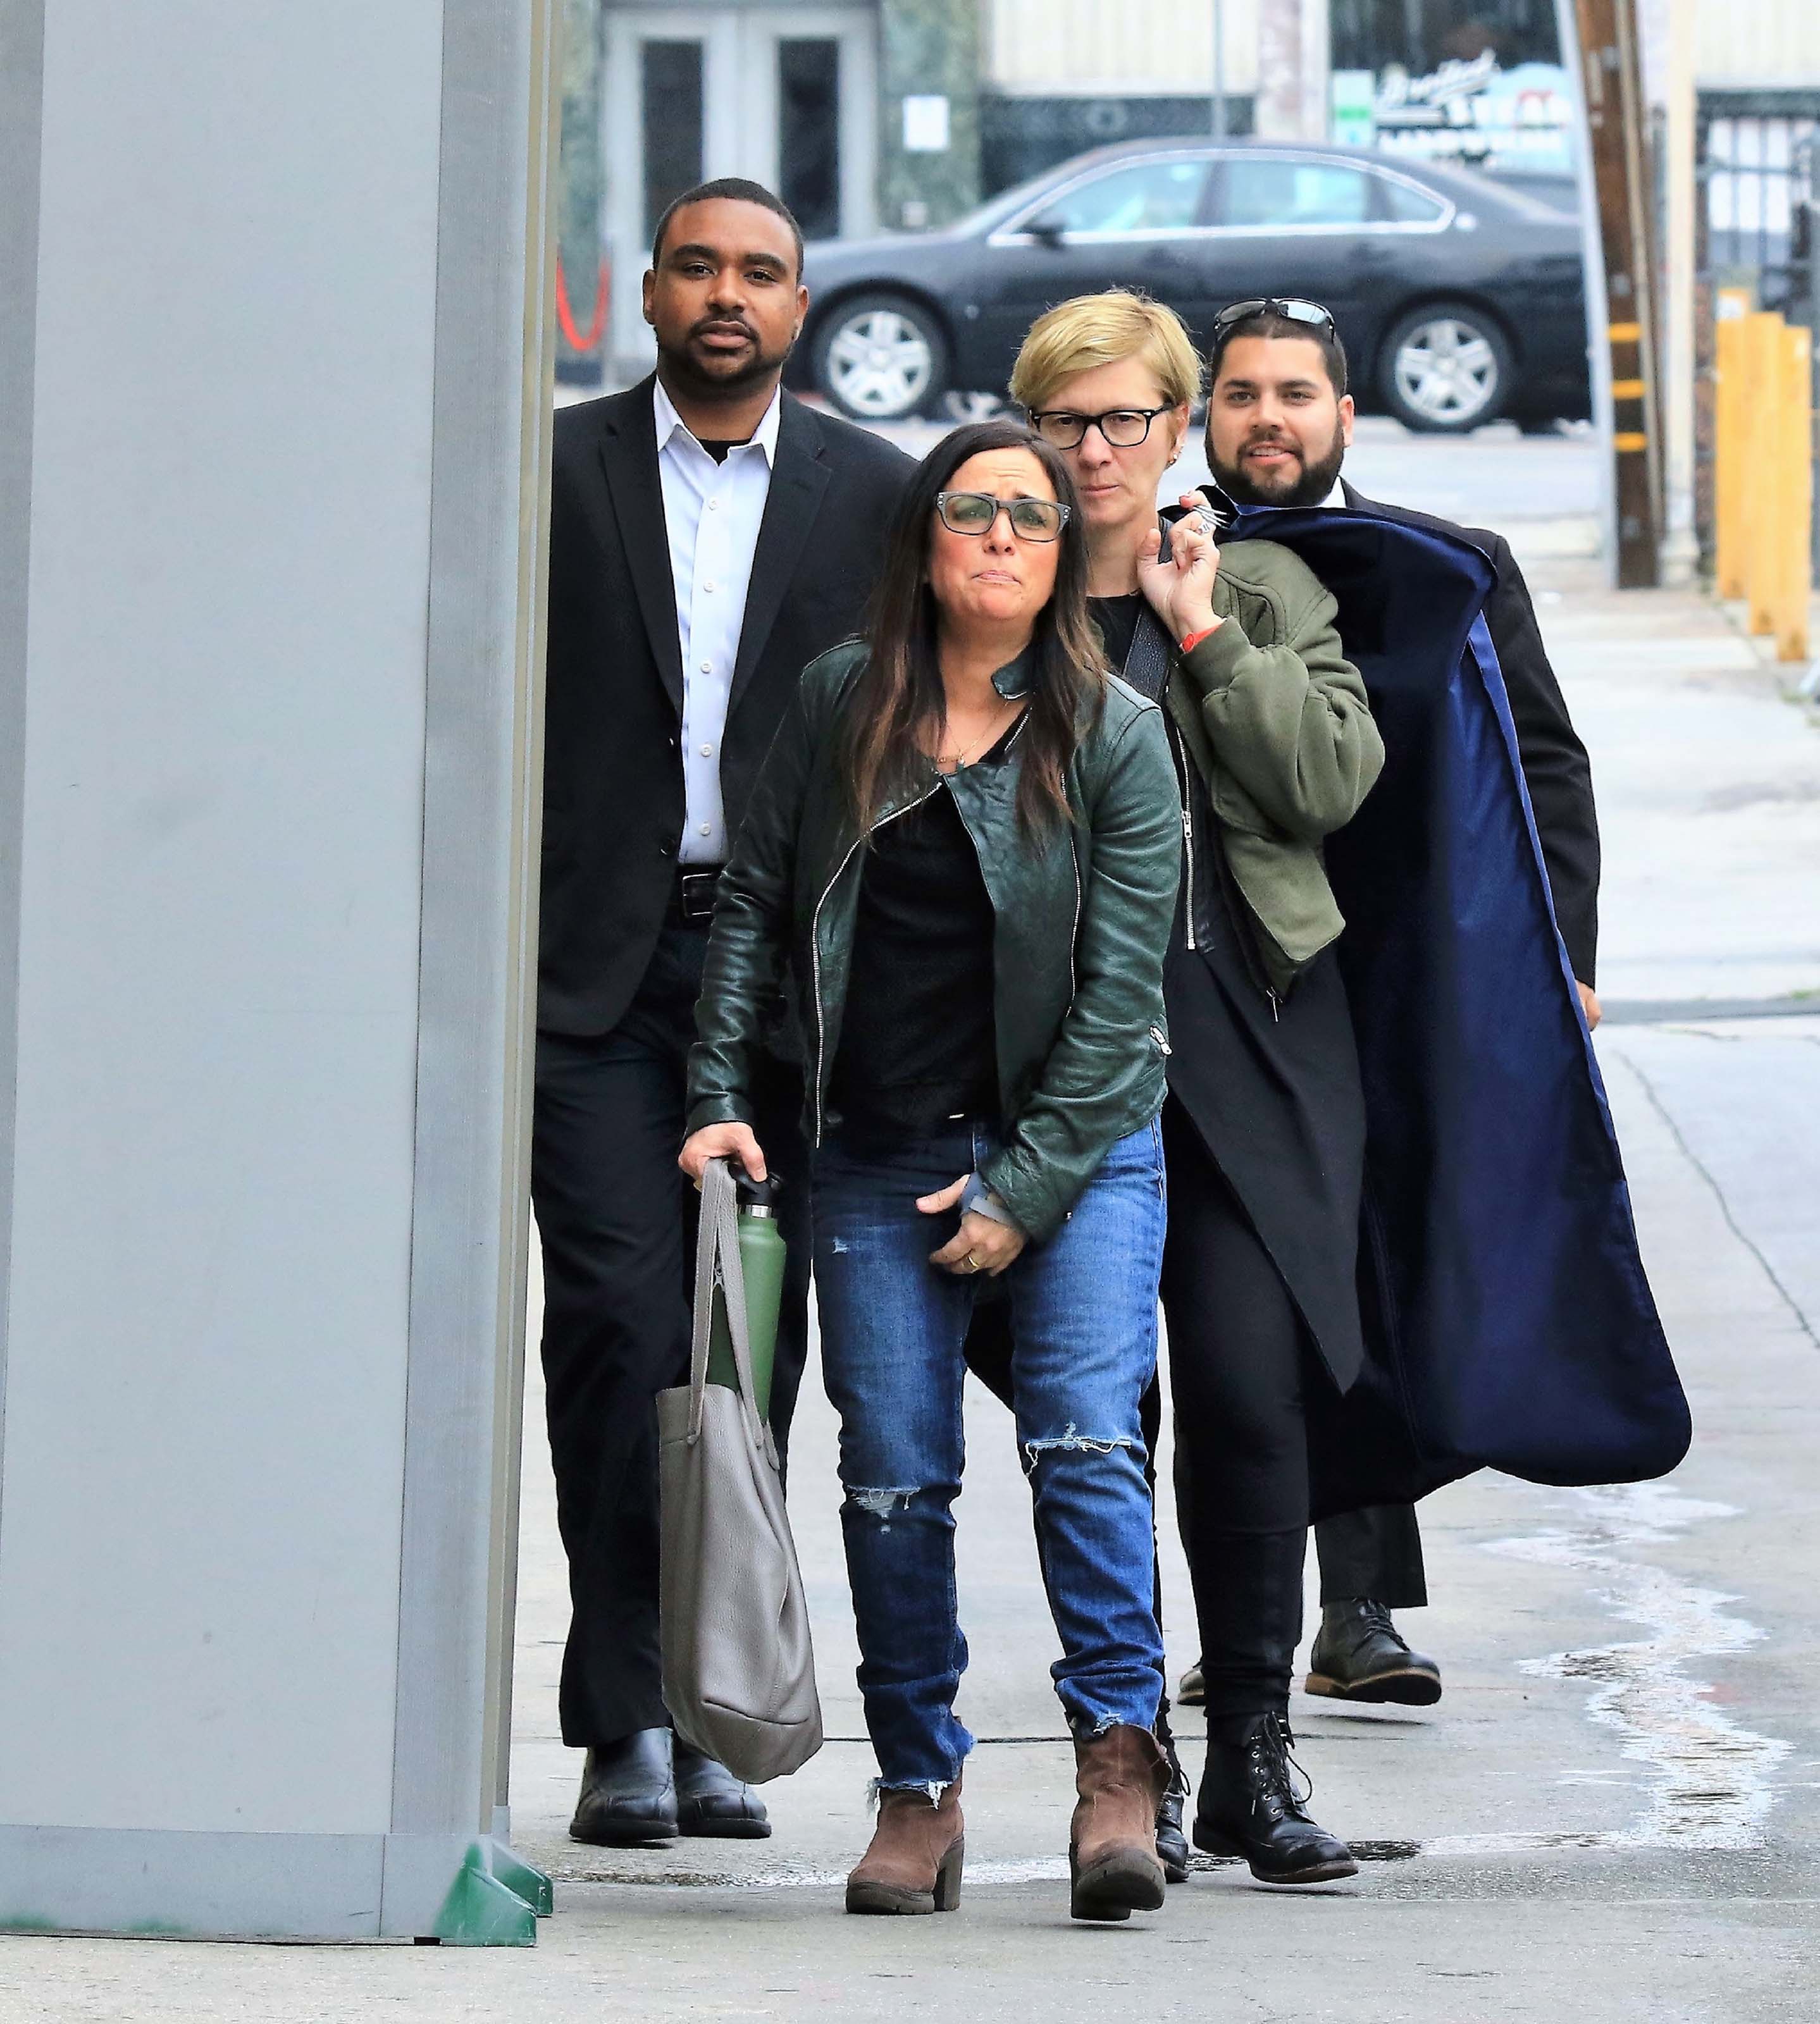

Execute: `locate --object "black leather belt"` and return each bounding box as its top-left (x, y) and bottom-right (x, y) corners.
top-left (668, 865), bottom-right (725, 925)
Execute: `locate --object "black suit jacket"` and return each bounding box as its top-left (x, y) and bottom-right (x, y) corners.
top-left (1341, 482), bottom-right (1600, 985)
top-left (539, 379), bottom-right (916, 1036)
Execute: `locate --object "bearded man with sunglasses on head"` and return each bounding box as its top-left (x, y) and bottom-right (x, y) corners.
top-left (1186, 297), bottom-right (1601, 1714)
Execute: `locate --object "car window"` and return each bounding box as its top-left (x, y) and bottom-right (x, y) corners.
top-left (1379, 176), bottom-right (1449, 224)
top-left (1221, 159), bottom-right (1373, 228)
top-left (1033, 159), bottom-right (1209, 236)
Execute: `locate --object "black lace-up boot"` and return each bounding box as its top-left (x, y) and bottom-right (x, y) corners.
top-left (1153, 1712), bottom-right (1191, 1884)
top-left (1192, 1713), bottom-right (1358, 1884)
top-left (1305, 1598), bottom-right (1443, 1706)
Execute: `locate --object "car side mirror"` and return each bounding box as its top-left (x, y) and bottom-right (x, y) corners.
top-left (1024, 211), bottom-right (1067, 247)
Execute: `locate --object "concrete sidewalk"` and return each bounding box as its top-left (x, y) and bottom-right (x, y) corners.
top-left (3, 534), bottom-right (1817, 2017)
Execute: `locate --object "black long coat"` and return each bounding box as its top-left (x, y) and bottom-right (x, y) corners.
top-left (1160, 485), bottom-right (1606, 1402)
top-left (538, 378), bottom-right (913, 1037)
top-left (1340, 481), bottom-right (1600, 987)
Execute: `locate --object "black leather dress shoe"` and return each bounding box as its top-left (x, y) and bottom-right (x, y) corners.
top-left (569, 1729), bottom-right (678, 1846)
top-left (1192, 1713), bottom-right (1358, 1885)
top-left (1304, 1599), bottom-right (1443, 1706)
top-left (674, 1742), bottom-right (771, 1839)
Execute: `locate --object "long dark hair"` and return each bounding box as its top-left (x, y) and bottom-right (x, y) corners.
top-left (843, 421), bottom-right (1105, 836)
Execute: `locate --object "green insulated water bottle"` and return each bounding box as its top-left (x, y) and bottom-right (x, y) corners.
top-left (705, 1168), bottom-right (786, 1420)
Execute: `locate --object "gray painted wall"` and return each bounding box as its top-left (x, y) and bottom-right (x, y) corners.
top-left (0, 0), bottom-right (552, 1923)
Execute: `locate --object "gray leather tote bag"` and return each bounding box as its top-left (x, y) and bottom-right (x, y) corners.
top-left (657, 1159), bottom-right (823, 1784)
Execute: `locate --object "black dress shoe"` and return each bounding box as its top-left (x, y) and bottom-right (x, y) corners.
top-left (1305, 1599), bottom-right (1443, 1707)
top-left (674, 1742), bottom-right (771, 1839)
top-left (1192, 1713), bottom-right (1358, 1885)
top-left (569, 1729), bottom-right (678, 1846)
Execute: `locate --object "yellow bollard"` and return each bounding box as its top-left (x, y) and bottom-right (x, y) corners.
top-left (1776, 322), bottom-right (1812, 663)
top-left (1714, 288), bottom-right (1752, 599)
top-left (1743, 311), bottom-right (1786, 637)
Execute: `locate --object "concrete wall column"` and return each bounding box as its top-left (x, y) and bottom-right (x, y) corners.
top-left (0, 0), bottom-right (556, 1942)
top-left (1254, 0), bottom-right (1330, 141)
top-left (879, 0), bottom-right (982, 228)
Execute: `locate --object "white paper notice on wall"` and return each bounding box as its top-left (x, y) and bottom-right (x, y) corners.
top-left (903, 94), bottom-right (950, 153)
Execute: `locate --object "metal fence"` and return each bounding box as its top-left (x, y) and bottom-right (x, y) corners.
top-left (1695, 94), bottom-right (1820, 574)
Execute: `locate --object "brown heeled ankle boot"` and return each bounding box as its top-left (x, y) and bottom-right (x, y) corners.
top-left (845, 1777), bottom-right (965, 1916)
top-left (1070, 1725), bottom-right (1168, 1922)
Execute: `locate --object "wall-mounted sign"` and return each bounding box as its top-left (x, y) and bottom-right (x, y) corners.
top-left (903, 94), bottom-right (951, 154)
top-left (1332, 55), bottom-right (1574, 176)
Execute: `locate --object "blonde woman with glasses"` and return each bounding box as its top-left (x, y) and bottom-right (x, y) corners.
top-left (974, 292), bottom-right (1384, 1887)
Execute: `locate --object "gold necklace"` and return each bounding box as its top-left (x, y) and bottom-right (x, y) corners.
top-left (935, 698), bottom-right (1023, 773)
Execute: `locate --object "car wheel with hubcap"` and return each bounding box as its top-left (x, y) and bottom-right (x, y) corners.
top-left (1380, 302), bottom-right (1513, 433)
top-left (812, 293), bottom-right (949, 422)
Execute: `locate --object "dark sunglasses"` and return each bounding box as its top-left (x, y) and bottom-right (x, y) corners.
top-left (935, 490), bottom-right (1071, 542)
top-left (1211, 297), bottom-right (1337, 337)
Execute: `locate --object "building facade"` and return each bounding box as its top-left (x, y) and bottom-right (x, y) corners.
top-left (559, 0), bottom-right (1820, 383)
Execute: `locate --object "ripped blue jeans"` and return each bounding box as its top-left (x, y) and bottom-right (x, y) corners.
top-left (812, 1117), bottom-right (1167, 1793)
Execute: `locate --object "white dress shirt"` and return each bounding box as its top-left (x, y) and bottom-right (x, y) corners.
top-left (653, 376), bottom-right (782, 863)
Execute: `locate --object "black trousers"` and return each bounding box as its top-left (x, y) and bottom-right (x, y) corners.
top-left (1315, 1503), bottom-right (1428, 1610)
top-left (531, 921), bottom-right (811, 1749)
top-left (1156, 1097), bottom-right (1327, 1722)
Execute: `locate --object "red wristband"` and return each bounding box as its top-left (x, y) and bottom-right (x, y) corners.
top-left (1178, 626), bottom-right (1218, 656)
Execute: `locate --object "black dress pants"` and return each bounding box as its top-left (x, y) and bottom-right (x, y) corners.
top-left (531, 921), bottom-right (811, 1749)
top-left (1314, 1504), bottom-right (1428, 1610)
top-left (1158, 1097), bottom-right (1327, 1723)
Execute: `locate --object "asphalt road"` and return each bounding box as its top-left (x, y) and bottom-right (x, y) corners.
top-left (4, 431), bottom-right (1816, 2020)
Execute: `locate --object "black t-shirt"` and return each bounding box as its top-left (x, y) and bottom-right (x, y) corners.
top-left (827, 727), bottom-right (1020, 1138)
top-left (1089, 592), bottom-right (1146, 673)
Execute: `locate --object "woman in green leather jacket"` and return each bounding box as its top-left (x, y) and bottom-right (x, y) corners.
top-left (679, 421), bottom-right (1182, 1924)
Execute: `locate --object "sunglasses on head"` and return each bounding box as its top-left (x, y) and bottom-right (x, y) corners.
top-left (936, 490), bottom-right (1071, 542)
top-left (1211, 297), bottom-right (1337, 338)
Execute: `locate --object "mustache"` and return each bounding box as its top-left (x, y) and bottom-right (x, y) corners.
top-left (689, 314), bottom-right (758, 343)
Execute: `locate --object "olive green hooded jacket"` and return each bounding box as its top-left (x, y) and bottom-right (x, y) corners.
top-left (1166, 536), bottom-right (1385, 997)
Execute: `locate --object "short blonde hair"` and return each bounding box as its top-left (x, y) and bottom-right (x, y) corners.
top-left (1009, 290), bottom-right (1204, 414)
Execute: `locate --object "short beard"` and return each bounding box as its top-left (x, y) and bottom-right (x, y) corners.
top-left (1210, 418), bottom-right (1347, 509)
top-left (658, 324), bottom-right (796, 405)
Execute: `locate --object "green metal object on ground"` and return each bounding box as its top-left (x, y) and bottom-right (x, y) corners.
top-left (430, 1841), bottom-right (548, 1946)
top-left (488, 1844), bottom-right (555, 1918)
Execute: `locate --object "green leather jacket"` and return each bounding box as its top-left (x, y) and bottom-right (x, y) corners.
top-left (686, 639), bottom-right (1181, 1241)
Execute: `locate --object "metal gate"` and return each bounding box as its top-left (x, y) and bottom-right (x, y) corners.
top-left (1694, 92), bottom-right (1820, 572)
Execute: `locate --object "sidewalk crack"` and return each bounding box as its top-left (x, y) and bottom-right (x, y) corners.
top-left (1609, 1047), bottom-right (1819, 1350)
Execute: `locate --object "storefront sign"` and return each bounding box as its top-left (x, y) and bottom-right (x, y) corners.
top-left (1332, 55), bottom-right (1575, 176)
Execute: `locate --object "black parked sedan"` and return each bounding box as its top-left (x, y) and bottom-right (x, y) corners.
top-left (793, 139), bottom-right (1590, 434)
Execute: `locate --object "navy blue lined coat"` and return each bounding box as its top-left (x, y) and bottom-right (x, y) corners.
top-left (1200, 498), bottom-right (1690, 1507)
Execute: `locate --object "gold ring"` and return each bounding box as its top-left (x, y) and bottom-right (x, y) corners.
top-left (965, 1254), bottom-right (981, 1272)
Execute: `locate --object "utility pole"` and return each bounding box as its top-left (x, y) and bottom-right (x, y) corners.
top-left (1566, 0), bottom-right (1664, 588)
top-left (1659, 0), bottom-right (1700, 586)
top-left (1211, 0), bottom-right (1227, 140)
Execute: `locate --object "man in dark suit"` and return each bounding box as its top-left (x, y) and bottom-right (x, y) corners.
top-left (536, 178), bottom-right (913, 1843)
top-left (1194, 298), bottom-right (1601, 1710)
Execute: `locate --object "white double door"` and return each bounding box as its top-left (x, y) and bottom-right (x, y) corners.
top-left (604, 4), bottom-right (878, 378)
